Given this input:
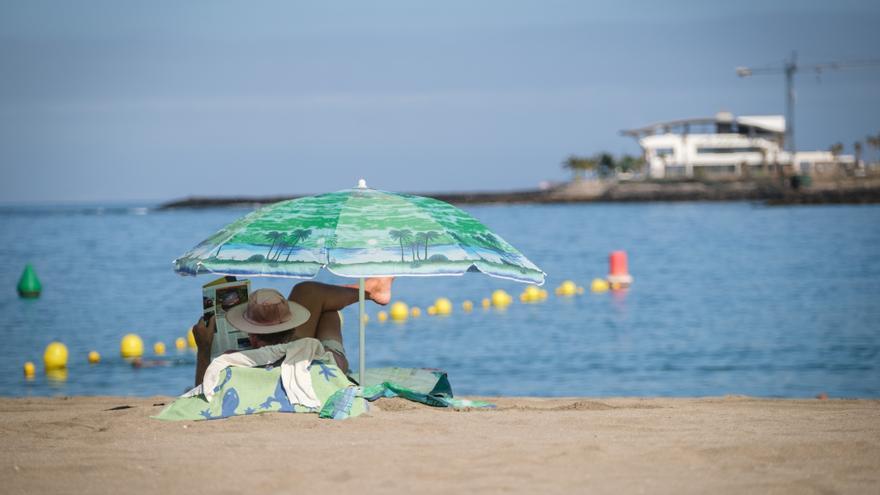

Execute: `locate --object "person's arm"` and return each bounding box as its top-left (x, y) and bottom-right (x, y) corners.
top-left (192, 315), bottom-right (215, 387)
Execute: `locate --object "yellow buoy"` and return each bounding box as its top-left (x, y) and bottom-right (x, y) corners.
top-left (23, 361), bottom-right (35, 377)
top-left (120, 334), bottom-right (144, 358)
top-left (555, 280), bottom-right (577, 296)
top-left (361, 313), bottom-right (370, 325)
top-left (539, 288), bottom-right (549, 300)
top-left (43, 342), bottom-right (68, 370)
top-left (427, 305), bottom-right (438, 315)
top-left (462, 300), bottom-right (474, 312)
top-left (186, 327), bottom-right (197, 349)
top-left (481, 298), bottom-right (491, 309)
top-left (491, 289), bottom-right (512, 308)
top-left (411, 307), bottom-right (422, 317)
top-left (389, 301), bottom-right (409, 321)
top-left (434, 297), bottom-right (453, 315)
top-left (153, 342), bottom-right (166, 356)
top-left (591, 278), bottom-right (609, 292)
top-left (576, 286), bottom-right (585, 295)
top-left (87, 351), bottom-right (101, 364)
top-left (377, 310), bottom-right (388, 323)
top-left (175, 337), bottom-right (186, 350)
top-left (521, 285), bottom-right (543, 303)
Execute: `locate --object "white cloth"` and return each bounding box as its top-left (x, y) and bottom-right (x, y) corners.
top-left (201, 338), bottom-right (333, 409)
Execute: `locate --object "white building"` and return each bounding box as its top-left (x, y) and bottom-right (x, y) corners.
top-left (622, 112), bottom-right (854, 179)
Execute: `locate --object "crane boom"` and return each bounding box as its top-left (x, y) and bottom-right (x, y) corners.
top-left (736, 51), bottom-right (880, 152)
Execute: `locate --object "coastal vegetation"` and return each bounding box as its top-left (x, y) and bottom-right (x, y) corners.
top-left (562, 152), bottom-right (645, 179)
top-left (865, 132), bottom-right (880, 163)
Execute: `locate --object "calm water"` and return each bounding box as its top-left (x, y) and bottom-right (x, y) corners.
top-left (1, 202), bottom-right (878, 398)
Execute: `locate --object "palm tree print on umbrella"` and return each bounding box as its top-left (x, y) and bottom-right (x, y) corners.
top-left (323, 235), bottom-right (337, 264)
top-left (174, 185), bottom-right (544, 285)
top-left (415, 231), bottom-right (440, 260)
top-left (388, 229), bottom-right (414, 262)
top-left (271, 229), bottom-right (313, 262)
top-left (409, 239), bottom-right (419, 262)
top-left (265, 231), bottom-right (284, 259)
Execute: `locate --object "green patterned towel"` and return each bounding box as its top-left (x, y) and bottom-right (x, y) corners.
top-left (154, 362), bottom-right (493, 421)
top-left (322, 367), bottom-right (495, 419)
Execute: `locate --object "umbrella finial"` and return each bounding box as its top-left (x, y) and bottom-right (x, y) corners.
top-left (356, 179), bottom-right (367, 189)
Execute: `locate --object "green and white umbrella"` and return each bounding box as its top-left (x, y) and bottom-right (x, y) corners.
top-left (174, 180), bottom-right (545, 381)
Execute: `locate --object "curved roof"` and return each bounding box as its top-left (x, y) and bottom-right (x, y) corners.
top-left (622, 114), bottom-right (785, 137)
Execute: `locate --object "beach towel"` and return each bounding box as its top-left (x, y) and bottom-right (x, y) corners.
top-left (154, 363), bottom-right (494, 421)
top-left (322, 367), bottom-right (495, 419)
top-left (202, 338), bottom-right (330, 408)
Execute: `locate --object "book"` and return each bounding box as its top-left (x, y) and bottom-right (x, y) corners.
top-left (202, 276), bottom-right (253, 360)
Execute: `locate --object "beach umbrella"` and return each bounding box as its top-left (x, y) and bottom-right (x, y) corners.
top-left (174, 180), bottom-right (545, 381)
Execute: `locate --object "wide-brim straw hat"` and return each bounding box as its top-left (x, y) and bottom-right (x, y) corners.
top-left (225, 288), bottom-right (311, 335)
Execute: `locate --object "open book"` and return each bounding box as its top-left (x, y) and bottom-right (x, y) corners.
top-left (202, 276), bottom-right (253, 360)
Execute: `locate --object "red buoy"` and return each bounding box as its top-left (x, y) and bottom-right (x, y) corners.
top-left (607, 251), bottom-right (633, 288)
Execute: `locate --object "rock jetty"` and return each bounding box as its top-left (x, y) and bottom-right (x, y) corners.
top-left (159, 178), bottom-right (880, 209)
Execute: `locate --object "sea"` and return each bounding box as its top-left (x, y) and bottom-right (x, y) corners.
top-left (1, 201), bottom-right (878, 398)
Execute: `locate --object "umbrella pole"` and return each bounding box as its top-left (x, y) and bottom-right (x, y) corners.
top-left (358, 277), bottom-right (366, 386)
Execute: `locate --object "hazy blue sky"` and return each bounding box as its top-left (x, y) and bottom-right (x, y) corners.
top-left (2, 0), bottom-right (879, 203)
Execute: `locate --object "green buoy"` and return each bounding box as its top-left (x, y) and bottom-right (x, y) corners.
top-left (17, 264), bottom-right (42, 298)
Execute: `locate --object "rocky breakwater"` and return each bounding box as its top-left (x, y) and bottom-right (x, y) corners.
top-left (158, 178), bottom-right (880, 209)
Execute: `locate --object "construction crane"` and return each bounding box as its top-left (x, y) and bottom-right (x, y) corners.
top-left (736, 51), bottom-right (880, 153)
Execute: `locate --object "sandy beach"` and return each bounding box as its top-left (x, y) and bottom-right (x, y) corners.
top-left (1, 396), bottom-right (878, 494)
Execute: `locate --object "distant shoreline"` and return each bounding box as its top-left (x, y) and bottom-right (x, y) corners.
top-left (158, 178), bottom-right (880, 209)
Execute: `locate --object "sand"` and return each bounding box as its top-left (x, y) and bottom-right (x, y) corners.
top-left (1, 396), bottom-right (878, 494)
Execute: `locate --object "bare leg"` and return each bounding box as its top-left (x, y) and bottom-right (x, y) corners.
top-left (288, 278), bottom-right (393, 339)
top-left (314, 311), bottom-right (348, 372)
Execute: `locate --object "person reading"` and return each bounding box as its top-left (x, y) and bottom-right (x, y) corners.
top-left (192, 278), bottom-right (393, 387)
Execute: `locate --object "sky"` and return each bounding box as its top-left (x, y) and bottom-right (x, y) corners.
top-left (1, 0), bottom-right (879, 203)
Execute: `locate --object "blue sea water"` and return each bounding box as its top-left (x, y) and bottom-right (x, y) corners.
top-left (0, 201), bottom-right (878, 398)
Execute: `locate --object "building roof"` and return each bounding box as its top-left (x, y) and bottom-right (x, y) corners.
top-left (736, 115), bottom-right (785, 133)
top-left (621, 112), bottom-right (785, 137)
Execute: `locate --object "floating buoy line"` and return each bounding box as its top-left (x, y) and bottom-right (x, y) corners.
top-left (21, 252), bottom-right (634, 380)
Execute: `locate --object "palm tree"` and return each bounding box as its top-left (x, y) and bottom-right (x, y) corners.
top-left (562, 155), bottom-right (597, 180)
top-left (271, 239), bottom-right (288, 261)
top-left (409, 240), bottom-right (419, 261)
top-left (388, 229), bottom-right (413, 262)
top-left (414, 232), bottom-right (427, 260)
top-left (829, 142), bottom-right (844, 157)
top-left (830, 142), bottom-right (844, 175)
top-left (278, 235), bottom-right (297, 261)
top-left (617, 154), bottom-right (645, 174)
top-left (323, 235), bottom-right (337, 264)
top-left (296, 228), bottom-right (312, 244)
top-left (597, 152), bottom-right (616, 178)
top-left (421, 231), bottom-right (440, 260)
top-left (283, 229), bottom-right (312, 262)
top-left (867, 133), bottom-right (880, 165)
top-left (265, 231), bottom-right (284, 258)
top-left (854, 141), bottom-right (863, 169)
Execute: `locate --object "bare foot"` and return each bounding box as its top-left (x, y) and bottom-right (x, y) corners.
top-left (365, 277), bottom-right (394, 305)
top-left (343, 277), bottom-right (394, 305)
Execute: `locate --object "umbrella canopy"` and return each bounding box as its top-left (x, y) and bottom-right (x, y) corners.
top-left (174, 181), bottom-right (546, 383)
top-left (174, 182), bottom-right (545, 285)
